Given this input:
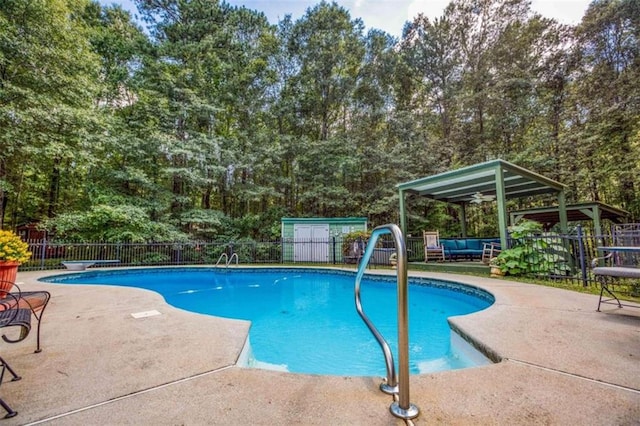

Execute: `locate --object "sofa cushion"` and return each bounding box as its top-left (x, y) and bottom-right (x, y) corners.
top-left (454, 239), bottom-right (467, 250)
top-left (466, 239), bottom-right (483, 250)
top-left (440, 240), bottom-right (456, 250)
top-left (456, 249), bottom-right (482, 255)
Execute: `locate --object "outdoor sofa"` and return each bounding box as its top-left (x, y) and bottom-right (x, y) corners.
top-left (440, 238), bottom-right (500, 261)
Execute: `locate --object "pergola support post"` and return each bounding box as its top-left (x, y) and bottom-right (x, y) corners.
top-left (592, 205), bottom-right (602, 238)
top-left (558, 190), bottom-right (568, 235)
top-left (495, 165), bottom-right (508, 249)
top-left (399, 189), bottom-right (407, 237)
top-left (459, 204), bottom-right (467, 238)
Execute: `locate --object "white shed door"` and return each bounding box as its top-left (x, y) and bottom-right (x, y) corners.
top-left (293, 224), bottom-right (329, 262)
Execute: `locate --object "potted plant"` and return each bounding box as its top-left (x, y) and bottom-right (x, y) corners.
top-left (342, 231), bottom-right (371, 263)
top-left (0, 229), bottom-right (32, 289)
top-left (489, 257), bottom-right (504, 277)
top-left (389, 252), bottom-right (398, 269)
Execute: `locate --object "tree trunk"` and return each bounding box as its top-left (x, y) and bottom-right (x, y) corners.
top-left (0, 159), bottom-right (5, 228)
top-left (47, 158), bottom-right (61, 218)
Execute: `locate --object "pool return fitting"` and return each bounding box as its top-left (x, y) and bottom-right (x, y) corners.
top-left (354, 224), bottom-right (420, 420)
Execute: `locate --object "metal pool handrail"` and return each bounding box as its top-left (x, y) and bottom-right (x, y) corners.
top-left (354, 224), bottom-right (419, 420)
top-left (215, 253), bottom-right (239, 268)
top-left (215, 253), bottom-right (228, 267)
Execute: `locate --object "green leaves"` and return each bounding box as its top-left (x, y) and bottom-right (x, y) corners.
top-left (496, 220), bottom-right (572, 277)
top-left (568, 0), bottom-right (640, 212)
top-left (43, 204), bottom-right (187, 242)
top-left (1, 0), bottom-right (638, 241)
top-left (0, 0), bottom-right (102, 223)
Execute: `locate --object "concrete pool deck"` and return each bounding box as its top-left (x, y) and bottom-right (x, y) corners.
top-left (2, 268), bottom-right (639, 425)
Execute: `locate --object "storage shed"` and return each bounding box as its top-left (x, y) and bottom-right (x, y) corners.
top-left (281, 217), bottom-right (368, 263)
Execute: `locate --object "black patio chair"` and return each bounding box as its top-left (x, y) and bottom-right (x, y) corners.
top-left (0, 289), bottom-right (32, 418)
top-left (0, 281), bottom-right (50, 353)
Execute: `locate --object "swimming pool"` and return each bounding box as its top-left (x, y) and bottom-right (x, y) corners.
top-left (42, 267), bottom-right (494, 376)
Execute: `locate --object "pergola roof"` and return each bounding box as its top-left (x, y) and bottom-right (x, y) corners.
top-left (511, 202), bottom-right (629, 228)
top-left (397, 159), bottom-right (569, 247)
top-left (396, 159), bottom-right (566, 204)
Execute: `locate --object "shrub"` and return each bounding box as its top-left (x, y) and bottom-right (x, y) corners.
top-left (496, 220), bottom-right (571, 277)
top-left (342, 231), bottom-right (371, 256)
top-left (0, 229), bottom-right (32, 263)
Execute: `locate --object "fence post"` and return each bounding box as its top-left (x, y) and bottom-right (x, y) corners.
top-left (577, 225), bottom-right (588, 287)
top-left (40, 238), bottom-right (47, 270)
top-left (332, 237), bottom-right (336, 265)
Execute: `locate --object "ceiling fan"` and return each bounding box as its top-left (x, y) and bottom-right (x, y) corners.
top-left (470, 192), bottom-right (496, 204)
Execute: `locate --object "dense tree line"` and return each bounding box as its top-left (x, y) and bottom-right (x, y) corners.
top-left (1, 0), bottom-right (638, 242)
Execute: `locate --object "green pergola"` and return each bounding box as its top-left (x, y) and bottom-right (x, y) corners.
top-left (510, 201), bottom-right (629, 236)
top-left (397, 159), bottom-right (568, 249)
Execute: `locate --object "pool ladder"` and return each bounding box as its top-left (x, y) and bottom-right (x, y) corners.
top-left (354, 224), bottom-right (419, 420)
top-left (215, 252), bottom-right (238, 267)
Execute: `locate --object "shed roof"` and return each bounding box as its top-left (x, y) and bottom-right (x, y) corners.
top-left (281, 217), bottom-right (367, 224)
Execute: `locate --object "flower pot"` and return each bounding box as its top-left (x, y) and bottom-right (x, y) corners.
top-left (389, 254), bottom-right (398, 269)
top-left (0, 261), bottom-right (19, 294)
top-left (490, 266), bottom-right (503, 277)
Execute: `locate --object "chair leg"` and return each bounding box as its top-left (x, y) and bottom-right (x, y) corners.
top-left (34, 322), bottom-right (42, 353)
top-left (597, 283), bottom-right (604, 312)
top-left (0, 397), bottom-right (17, 418)
top-left (0, 356), bottom-right (22, 384)
top-left (20, 291), bottom-right (51, 353)
top-left (33, 311), bottom-right (45, 353)
top-left (0, 356), bottom-right (21, 382)
top-left (597, 277), bottom-right (622, 312)
top-left (0, 355), bottom-right (20, 418)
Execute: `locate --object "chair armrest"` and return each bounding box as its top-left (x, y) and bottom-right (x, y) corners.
top-left (0, 281), bottom-right (21, 306)
top-left (482, 242), bottom-right (502, 262)
top-left (0, 280), bottom-right (21, 294)
top-left (483, 242), bottom-right (501, 249)
top-left (0, 291), bottom-right (21, 327)
top-left (0, 281), bottom-right (22, 309)
top-left (591, 252), bottom-right (613, 269)
top-left (0, 285), bottom-right (31, 344)
top-left (18, 290), bottom-right (51, 314)
top-left (0, 281), bottom-right (49, 316)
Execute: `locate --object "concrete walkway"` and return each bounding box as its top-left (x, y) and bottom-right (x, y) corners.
top-left (1, 268), bottom-right (638, 425)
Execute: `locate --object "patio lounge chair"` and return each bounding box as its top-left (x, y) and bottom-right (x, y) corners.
top-left (423, 230), bottom-right (445, 262)
top-left (0, 281), bottom-right (50, 353)
top-left (591, 249), bottom-right (640, 311)
top-left (0, 290), bottom-right (32, 418)
top-left (481, 242), bottom-right (502, 264)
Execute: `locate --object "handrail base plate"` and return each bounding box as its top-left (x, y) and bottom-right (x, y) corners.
top-left (390, 402), bottom-right (420, 420)
top-left (380, 382), bottom-right (398, 395)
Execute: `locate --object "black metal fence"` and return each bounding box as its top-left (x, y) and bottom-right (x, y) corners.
top-left (489, 226), bottom-right (638, 288)
top-left (21, 237), bottom-right (397, 271)
top-left (20, 226), bottom-right (639, 290)
top-left (23, 240), bottom-right (283, 270)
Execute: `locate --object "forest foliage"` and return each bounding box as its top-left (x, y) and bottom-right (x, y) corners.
top-left (1, 0), bottom-right (638, 242)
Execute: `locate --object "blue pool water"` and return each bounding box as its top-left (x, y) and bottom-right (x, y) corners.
top-left (42, 268), bottom-right (494, 376)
